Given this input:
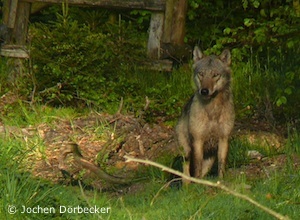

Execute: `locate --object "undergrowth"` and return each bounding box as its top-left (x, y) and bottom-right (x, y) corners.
top-left (0, 3), bottom-right (300, 220)
top-left (1, 5), bottom-right (298, 125)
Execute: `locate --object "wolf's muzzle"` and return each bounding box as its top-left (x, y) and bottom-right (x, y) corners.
top-left (200, 88), bottom-right (209, 96)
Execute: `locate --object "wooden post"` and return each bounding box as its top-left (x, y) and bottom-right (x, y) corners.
top-left (162, 0), bottom-right (174, 44)
top-left (2, 0), bottom-right (179, 70)
top-left (147, 12), bottom-right (164, 59)
top-left (3, 1), bottom-right (31, 84)
top-left (160, 0), bottom-right (190, 61)
top-left (2, 0), bottom-right (10, 25)
top-left (7, 0), bottom-right (19, 28)
top-left (13, 2), bottom-right (31, 44)
top-left (171, 0), bottom-right (187, 45)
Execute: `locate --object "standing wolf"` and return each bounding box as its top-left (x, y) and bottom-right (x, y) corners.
top-left (176, 47), bottom-right (235, 181)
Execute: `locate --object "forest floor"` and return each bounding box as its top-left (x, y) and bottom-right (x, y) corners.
top-left (1, 98), bottom-right (300, 219)
top-left (2, 110), bottom-right (299, 194)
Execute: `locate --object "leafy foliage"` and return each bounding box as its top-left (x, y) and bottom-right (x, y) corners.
top-left (2, 1), bottom-right (299, 123)
top-left (30, 7), bottom-right (147, 109)
top-left (187, 0), bottom-right (300, 122)
top-left (28, 6), bottom-right (192, 121)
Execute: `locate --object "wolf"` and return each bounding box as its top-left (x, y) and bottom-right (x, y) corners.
top-left (176, 46), bottom-right (235, 181)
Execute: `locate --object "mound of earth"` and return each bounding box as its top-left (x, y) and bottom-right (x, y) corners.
top-left (1, 110), bottom-right (298, 191)
top-left (30, 113), bottom-right (176, 189)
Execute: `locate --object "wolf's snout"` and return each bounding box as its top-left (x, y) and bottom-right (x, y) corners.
top-left (200, 89), bottom-right (209, 96)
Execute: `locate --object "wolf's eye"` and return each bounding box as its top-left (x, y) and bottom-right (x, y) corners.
top-left (213, 73), bottom-right (220, 78)
top-left (198, 72), bottom-right (204, 77)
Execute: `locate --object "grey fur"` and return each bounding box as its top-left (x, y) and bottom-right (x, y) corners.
top-left (176, 46), bottom-right (235, 182)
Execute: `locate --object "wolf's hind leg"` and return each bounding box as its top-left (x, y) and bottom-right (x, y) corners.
top-left (201, 157), bottom-right (216, 177)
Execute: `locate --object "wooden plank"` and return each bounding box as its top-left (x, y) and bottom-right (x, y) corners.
top-left (7, 0), bottom-right (19, 28)
top-left (0, 46), bottom-right (29, 58)
top-left (21, 0), bottom-right (166, 11)
top-left (142, 59), bottom-right (173, 72)
top-left (147, 12), bottom-right (164, 59)
top-left (31, 3), bottom-right (50, 14)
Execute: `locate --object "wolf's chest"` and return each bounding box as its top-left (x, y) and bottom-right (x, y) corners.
top-left (189, 107), bottom-right (230, 138)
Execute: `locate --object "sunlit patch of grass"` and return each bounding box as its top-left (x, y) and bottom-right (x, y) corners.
top-left (1, 102), bottom-right (83, 127)
top-left (0, 116), bottom-right (299, 219)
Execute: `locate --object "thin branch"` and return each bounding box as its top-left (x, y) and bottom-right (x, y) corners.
top-left (144, 96), bottom-right (150, 111)
top-left (59, 143), bottom-right (131, 184)
top-left (124, 156), bottom-right (290, 220)
top-left (116, 97), bottom-right (124, 115)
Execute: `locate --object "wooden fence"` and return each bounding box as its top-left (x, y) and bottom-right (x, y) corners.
top-left (1, 0), bottom-right (190, 71)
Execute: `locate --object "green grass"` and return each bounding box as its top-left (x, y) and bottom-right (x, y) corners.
top-left (115, 65), bottom-right (194, 124)
top-left (0, 106), bottom-right (299, 220)
top-left (1, 103), bottom-right (83, 127)
top-left (1, 51), bottom-right (299, 219)
top-left (232, 50), bottom-right (300, 122)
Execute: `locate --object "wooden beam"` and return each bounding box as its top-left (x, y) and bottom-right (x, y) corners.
top-left (0, 45), bottom-right (29, 58)
top-left (142, 59), bottom-right (173, 72)
top-left (31, 3), bottom-right (50, 14)
top-left (21, 0), bottom-right (166, 11)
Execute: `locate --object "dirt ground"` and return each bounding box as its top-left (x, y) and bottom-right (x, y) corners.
top-left (1, 111), bottom-right (299, 191)
top-left (29, 113), bottom-right (176, 188)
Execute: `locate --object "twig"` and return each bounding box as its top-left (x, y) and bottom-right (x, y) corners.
top-left (144, 96), bottom-right (150, 111)
top-left (136, 135), bottom-right (145, 156)
top-left (150, 178), bottom-right (181, 206)
top-left (116, 97), bottom-right (124, 115)
top-left (124, 156), bottom-right (290, 220)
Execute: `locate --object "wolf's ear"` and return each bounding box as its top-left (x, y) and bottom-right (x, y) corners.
top-left (220, 49), bottom-right (231, 66)
top-left (193, 46), bottom-right (204, 62)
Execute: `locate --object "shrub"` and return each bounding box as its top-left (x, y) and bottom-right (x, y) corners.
top-left (30, 9), bottom-right (147, 109)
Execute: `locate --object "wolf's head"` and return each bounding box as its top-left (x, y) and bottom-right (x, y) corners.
top-left (193, 46), bottom-right (231, 100)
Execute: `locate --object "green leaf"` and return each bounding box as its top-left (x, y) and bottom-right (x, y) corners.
top-left (287, 41), bottom-right (294, 48)
top-left (284, 87), bottom-right (292, 95)
top-left (242, 0), bottom-right (248, 9)
top-left (223, 27), bottom-right (231, 35)
top-left (244, 18), bottom-right (253, 27)
top-left (253, 0), bottom-right (260, 8)
top-left (260, 9), bottom-right (267, 17)
top-left (276, 96), bottom-right (287, 106)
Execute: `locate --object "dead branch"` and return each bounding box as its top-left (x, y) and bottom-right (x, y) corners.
top-left (144, 96), bottom-right (150, 111)
top-left (124, 156), bottom-right (290, 220)
top-left (60, 143), bottom-right (131, 184)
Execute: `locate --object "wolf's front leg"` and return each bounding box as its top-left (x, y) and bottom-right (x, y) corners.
top-left (218, 138), bottom-right (229, 178)
top-left (182, 159), bottom-right (191, 185)
top-left (193, 139), bottom-right (204, 178)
